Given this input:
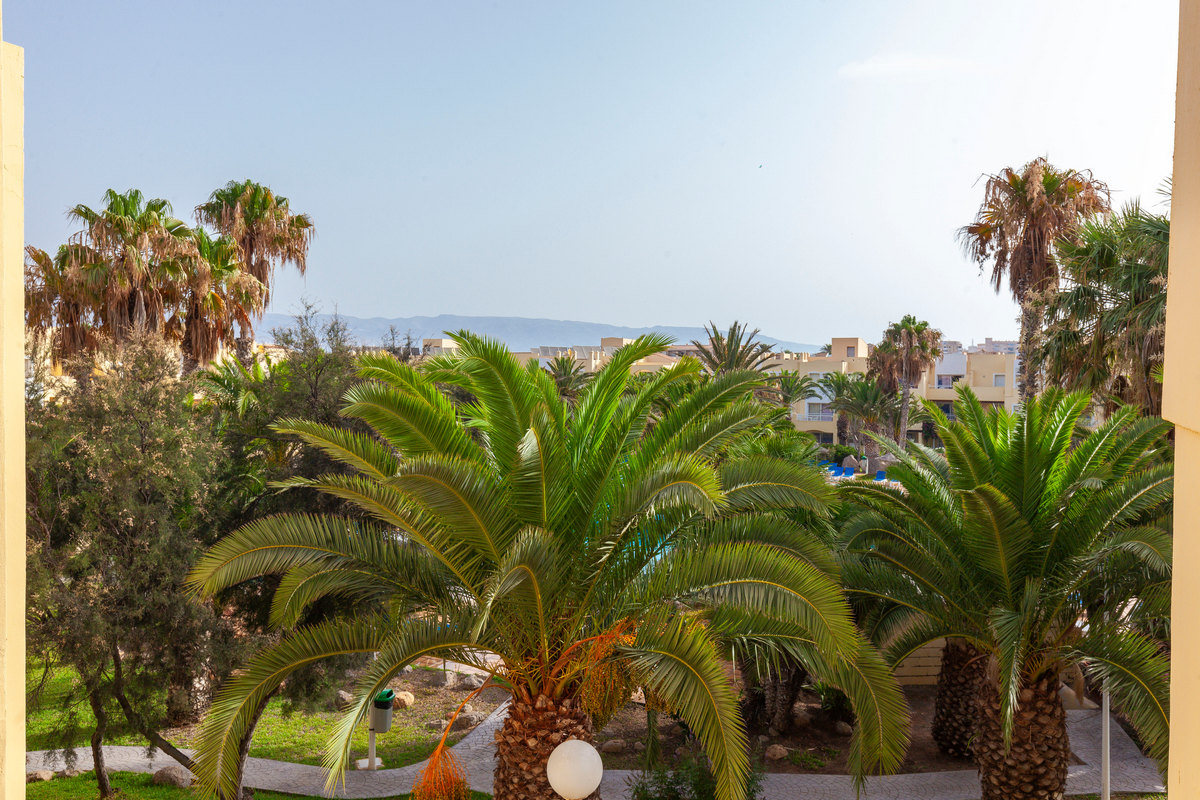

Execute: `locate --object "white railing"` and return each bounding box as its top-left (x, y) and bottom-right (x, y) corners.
top-left (800, 413), bottom-right (834, 422)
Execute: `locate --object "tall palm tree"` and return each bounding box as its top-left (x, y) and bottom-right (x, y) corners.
top-left (65, 189), bottom-right (197, 342)
top-left (195, 180), bottom-right (313, 362)
top-left (868, 316), bottom-right (941, 442)
top-left (187, 334), bottom-right (908, 800)
top-left (958, 157), bottom-right (1110, 401)
top-left (691, 321), bottom-right (775, 374)
top-left (176, 229), bottom-right (266, 374)
top-left (541, 353), bottom-right (590, 401)
top-left (1038, 203), bottom-right (1168, 415)
top-left (840, 387), bottom-right (1172, 800)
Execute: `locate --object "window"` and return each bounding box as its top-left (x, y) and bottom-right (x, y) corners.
top-left (846, 346), bottom-right (856, 358)
top-left (993, 373), bottom-right (1006, 387)
top-left (936, 374), bottom-right (958, 389)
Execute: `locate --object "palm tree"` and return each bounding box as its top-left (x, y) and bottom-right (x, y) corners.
top-left (691, 321), bottom-right (775, 373)
top-left (541, 353), bottom-right (590, 400)
top-left (827, 375), bottom-right (898, 460)
top-left (772, 370), bottom-right (819, 410)
top-left (958, 157), bottom-right (1110, 401)
top-left (819, 372), bottom-right (858, 445)
top-left (1037, 203), bottom-right (1168, 414)
top-left (187, 333), bottom-right (908, 800)
top-left (177, 229), bottom-right (266, 374)
top-left (195, 180), bottom-right (313, 362)
top-left (65, 189), bottom-right (197, 342)
top-left (25, 244), bottom-right (97, 363)
top-left (840, 387), bottom-right (1172, 800)
top-left (868, 316), bottom-right (942, 443)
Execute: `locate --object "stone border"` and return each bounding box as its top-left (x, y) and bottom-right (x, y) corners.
top-left (27, 707), bottom-right (1164, 799)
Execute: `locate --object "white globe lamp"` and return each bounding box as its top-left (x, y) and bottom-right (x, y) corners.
top-left (546, 738), bottom-right (603, 800)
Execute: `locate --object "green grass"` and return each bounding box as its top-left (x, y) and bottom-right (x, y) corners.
top-left (28, 661), bottom-right (472, 769)
top-left (26, 771), bottom-right (491, 800)
top-left (786, 750), bottom-right (825, 770)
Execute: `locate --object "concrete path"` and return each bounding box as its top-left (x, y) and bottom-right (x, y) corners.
top-left (27, 706), bottom-right (1164, 799)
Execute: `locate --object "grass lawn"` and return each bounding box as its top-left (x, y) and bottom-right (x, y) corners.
top-left (28, 660), bottom-right (493, 769)
top-left (26, 772), bottom-right (491, 800)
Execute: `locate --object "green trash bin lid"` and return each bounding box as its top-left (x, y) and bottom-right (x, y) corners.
top-left (374, 689), bottom-right (395, 709)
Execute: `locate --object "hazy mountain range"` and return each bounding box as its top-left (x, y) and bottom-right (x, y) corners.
top-left (261, 313), bottom-right (820, 354)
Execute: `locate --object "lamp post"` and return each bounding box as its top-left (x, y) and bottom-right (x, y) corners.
top-left (546, 739), bottom-right (603, 800)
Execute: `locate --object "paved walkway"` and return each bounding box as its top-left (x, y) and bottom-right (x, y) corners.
top-left (27, 706), bottom-right (1164, 799)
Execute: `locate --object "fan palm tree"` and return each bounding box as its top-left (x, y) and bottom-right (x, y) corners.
top-left (1037, 203), bottom-right (1168, 415)
top-left (840, 387), bottom-right (1172, 800)
top-left (868, 316), bottom-right (941, 442)
top-left (177, 229), bottom-right (266, 374)
top-left (541, 353), bottom-right (590, 401)
top-left (25, 244), bottom-right (97, 363)
top-left (195, 180), bottom-right (313, 362)
top-left (187, 333), bottom-right (908, 800)
top-left (691, 321), bottom-right (775, 374)
top-left (958, 158), bottom-right (1110, 401)
top-left (65, 189), bottom-right (197, 342)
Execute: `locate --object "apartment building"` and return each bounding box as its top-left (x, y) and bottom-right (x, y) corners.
top-left (421, 334), bottom-right (1018, 446)
top-left (791, 340), bottom-right (1019, 444)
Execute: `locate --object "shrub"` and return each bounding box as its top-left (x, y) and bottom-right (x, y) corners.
top-left (628, 753), bottom-right (765, 800)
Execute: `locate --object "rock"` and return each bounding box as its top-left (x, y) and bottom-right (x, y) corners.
top-left (334, 689), bottom-right (355, 711)
top-left (402, 665), bottom-right (414, 675)
top-left (56, 769), bottom-right (82, 779)
top-left (458, 673), bottom-right (485, 690)
top-left (756, 734), bottom-right (771, 745)
top-left (668, 723), bottom-right (683, 737)
top-left (792, 708), bottom-right (813, 728)
top-left (451, 711), bottom-right (486, 731)
top-left (633, 741), bottom-right (646, 752)
top-left (152, 766), bottom-right (193, 788)
top-left (834, 720), bottom-right (854, 737)
top-left (841, 455), bottom-right (860, 470)
top-left (426, 718), bottom-right (448, 731)
top-left (392, 691), bottom-right (415, 710)
top-left (674, 746), bottom-right (689, 757)
top-left (429, 670), bottom-right (456, 688)
top-left (764, 744), bottom-right (789, 761)
top-left (768, 727), bottom-right (782, 738)
top-left (27, 771), bottom-right (54, 783)
top-left (600, 739), bottom-right (627, 754)
top-left (1057, 684), bottom-right (1098, 710)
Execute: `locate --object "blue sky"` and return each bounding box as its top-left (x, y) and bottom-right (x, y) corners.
top-left (9, 1), bottom-right (1179, 346)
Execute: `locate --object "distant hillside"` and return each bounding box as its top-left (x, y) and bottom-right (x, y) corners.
top-left (260, 313), bottom-right (820, 354)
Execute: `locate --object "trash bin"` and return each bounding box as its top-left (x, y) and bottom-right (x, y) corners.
top-left (370, 689), bottom-right (394, 733)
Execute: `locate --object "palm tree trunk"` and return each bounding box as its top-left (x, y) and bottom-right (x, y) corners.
top-left (975, 671), bottom-right (1068, 800)
top-left (235, 321), bottom-right (253, 367)
top-left (931, 639), bottom-right (984, 759)
top-left (494, 694), bottom-right (598, 800)
top-left (898, 382), bottom-right (912, 445)
top-left (1018, 286), bottom-right (1040, 403)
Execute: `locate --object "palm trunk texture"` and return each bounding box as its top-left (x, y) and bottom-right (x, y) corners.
top-left (494, 694), bottom-right (598, 800)
top-left (976, 671), bottom-right (1069, 800)
top-left (932, 639), bottom-right (984, 759)
top-left (1018, 288), bottom-right (1039, 403)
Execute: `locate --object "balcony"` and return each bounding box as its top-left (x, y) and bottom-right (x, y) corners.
top-left (800, 412), bottom-right (835, 422)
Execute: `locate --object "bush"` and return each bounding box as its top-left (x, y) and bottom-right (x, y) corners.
top-left (628, 753), bottom-right (765, 800)
top-left (829, 444), bottom-right (861, 464)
